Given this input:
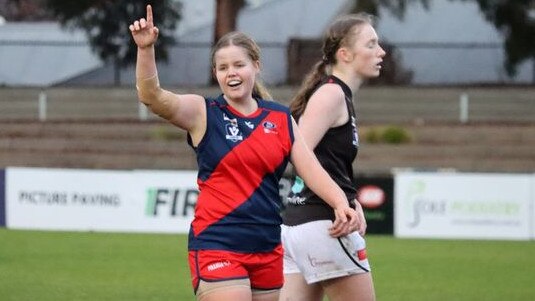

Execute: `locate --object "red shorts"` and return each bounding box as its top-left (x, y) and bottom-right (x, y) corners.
top-left (188, 245), bottom-right (283, 293)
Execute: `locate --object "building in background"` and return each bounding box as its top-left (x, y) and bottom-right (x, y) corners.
top-left (0, 0), bottom-right (532, 87)
top-left (377, 0), bottom-right (534, 85)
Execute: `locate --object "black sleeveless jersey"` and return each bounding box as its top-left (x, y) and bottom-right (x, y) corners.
top-left (282, 75), bottom-right (359, 226)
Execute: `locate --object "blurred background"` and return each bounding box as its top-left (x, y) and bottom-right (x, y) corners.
top-left (0, 0), bottom-right (533, 173)
top-left (1, 0), bottom-right (534, 86)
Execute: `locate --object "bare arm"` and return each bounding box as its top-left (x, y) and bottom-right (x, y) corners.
top-left (297, 84), bottom-right (347, 149)
top-left (290, 117), bottom-right (357, 237)
top-left (130, 5), bottom-right (205, 143)
top-left (297, 84), bottom-right (367, 236)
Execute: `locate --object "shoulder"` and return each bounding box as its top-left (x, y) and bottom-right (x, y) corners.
top-left (204, 95), bottom-right (225, 109)
top-left (316, 82), bottom-right (345, 97)
top-left (309, 83), bottom-right (346, 109)
top-left (258, 99), bottom-right (290, 114)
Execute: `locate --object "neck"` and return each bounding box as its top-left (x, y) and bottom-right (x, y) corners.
top-left (332, 67), bottom-right (363, 93)
top-left (225, 95), bottom-right (258, 115)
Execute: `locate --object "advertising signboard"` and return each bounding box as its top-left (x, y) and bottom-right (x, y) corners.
top-left (395, 172), bottom-right (531, 240)
top-left (6, 167), bottom-right (198, 233)
top-left (0, 169), bottom-right (5, 227)
top-left (356, 176), bottom-right (394, 234)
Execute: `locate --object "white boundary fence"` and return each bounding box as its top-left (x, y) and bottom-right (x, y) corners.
top-left (2, 167), bottom-right (534, 240)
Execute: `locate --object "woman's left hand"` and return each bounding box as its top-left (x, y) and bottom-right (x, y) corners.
top-left (353, 200), bottom-right (367, 236)
top-left (329, 206), bottom-right (358, 237)
top-left (328, 201), bottom-right (367, 238)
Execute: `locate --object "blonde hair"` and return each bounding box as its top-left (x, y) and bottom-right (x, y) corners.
top-left (290, 13), bottom-right (373, 118)
top-left (211, 31), bottom-right (272, 100)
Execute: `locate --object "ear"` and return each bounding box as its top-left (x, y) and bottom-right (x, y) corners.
top-left (337, 47), bottom-right (354, 63)
top-left (253, 60), bottom-right (261, 73)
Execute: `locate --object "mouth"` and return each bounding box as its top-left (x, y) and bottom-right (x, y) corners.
top-left (375, 61), bottom-right (383, 70)
top-left (228, 80), bottom-right (242, 88)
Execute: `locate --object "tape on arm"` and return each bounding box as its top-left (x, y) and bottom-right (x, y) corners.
top-left (136, 74), bottom-right (173, 120)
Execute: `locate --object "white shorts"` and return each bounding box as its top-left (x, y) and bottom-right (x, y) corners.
top-left (281, 220), bottom-right (371, 284)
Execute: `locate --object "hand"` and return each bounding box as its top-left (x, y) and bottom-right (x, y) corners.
top-left (328, 205), bottom-right (358, 238)
top-left (353, 200), bottom-right (367, 236)
top-left (129, 4), bottom-right (159, 49)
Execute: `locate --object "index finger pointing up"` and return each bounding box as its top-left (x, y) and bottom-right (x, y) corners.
top-left (146, 4), bottom-right (153, 24)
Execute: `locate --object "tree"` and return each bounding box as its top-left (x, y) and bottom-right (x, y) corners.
top-left (453, 0), bottom-right (535, 76)
top-left (351, 0), bottom-right (430, 19)
top-left (210, 0), bottom-right (245, 84)
top-left (213, 0), bottom-right (245, 45)
top-left (0, 0), bottom-right (52, 21)
top-left (45, 0), bottom-right (181, 85)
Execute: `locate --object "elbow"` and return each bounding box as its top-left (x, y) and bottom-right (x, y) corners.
top-left (136, 74), bottom-right (161, 106)
top-left (135, 74), bottom-right (173, 120)
top-left (137, 88), bottom-right (158, 106)
top-left (136, 87), bottom-right (173, 120)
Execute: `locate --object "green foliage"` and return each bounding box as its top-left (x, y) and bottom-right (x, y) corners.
top-left (352, 0), bottom-right (430, 20)
top-left (364, 126), bottom-right (411, 144)
top-left (455, 0), bottom-right (535, 76)
top-left (364, 127), bottom-right (381, 143)
top-left (381, 126), bottom-right (412, 144)
top-left (45, 0), bottom-right (181, 67)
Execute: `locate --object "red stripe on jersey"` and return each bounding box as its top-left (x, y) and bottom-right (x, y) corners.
top-left (192, 111), bottom-right (292, 236)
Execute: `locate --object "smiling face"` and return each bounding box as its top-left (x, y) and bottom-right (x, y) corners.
top-left (213, 45), bottom-right (260, 103)
top-left (344, 24), bottom-right (386, 79)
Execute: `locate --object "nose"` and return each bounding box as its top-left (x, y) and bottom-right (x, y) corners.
top-left (227, 66), bottom-right (238, 77)
top-left (378, 46), bottom-right (386, 58)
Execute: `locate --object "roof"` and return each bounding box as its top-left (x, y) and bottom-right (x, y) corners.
top-left (375, 1), bottom-right (532, 84)
top-left (376, 0), bottom-right (503, 43)
top-left (0, 22), bottom-right (101, 87)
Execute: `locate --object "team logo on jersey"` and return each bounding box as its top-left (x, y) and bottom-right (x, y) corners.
top-left (286, 176), bottom-right (306, 205)
top-left (262, 121), bottom-right (277, 134)
top-left (223, 113), bottom-right (243, 142)
top-left (223, 113), bottom-right (237, 125)
top-left (244, 121), bottom-right (255, 129)
top-left (225, 124), bottom-right (243, 142)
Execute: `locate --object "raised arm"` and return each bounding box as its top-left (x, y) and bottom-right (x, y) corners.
top-left (290, 118), bottom-right (358, 237)
top-left (129, 5), bottom-right (205, 142)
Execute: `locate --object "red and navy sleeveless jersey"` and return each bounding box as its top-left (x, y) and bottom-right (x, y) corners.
top-left (187, 95), bottom-right (294, 253)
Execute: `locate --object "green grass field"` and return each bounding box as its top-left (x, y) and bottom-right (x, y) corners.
top-left (1, 229), bottom-right (534, 301)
